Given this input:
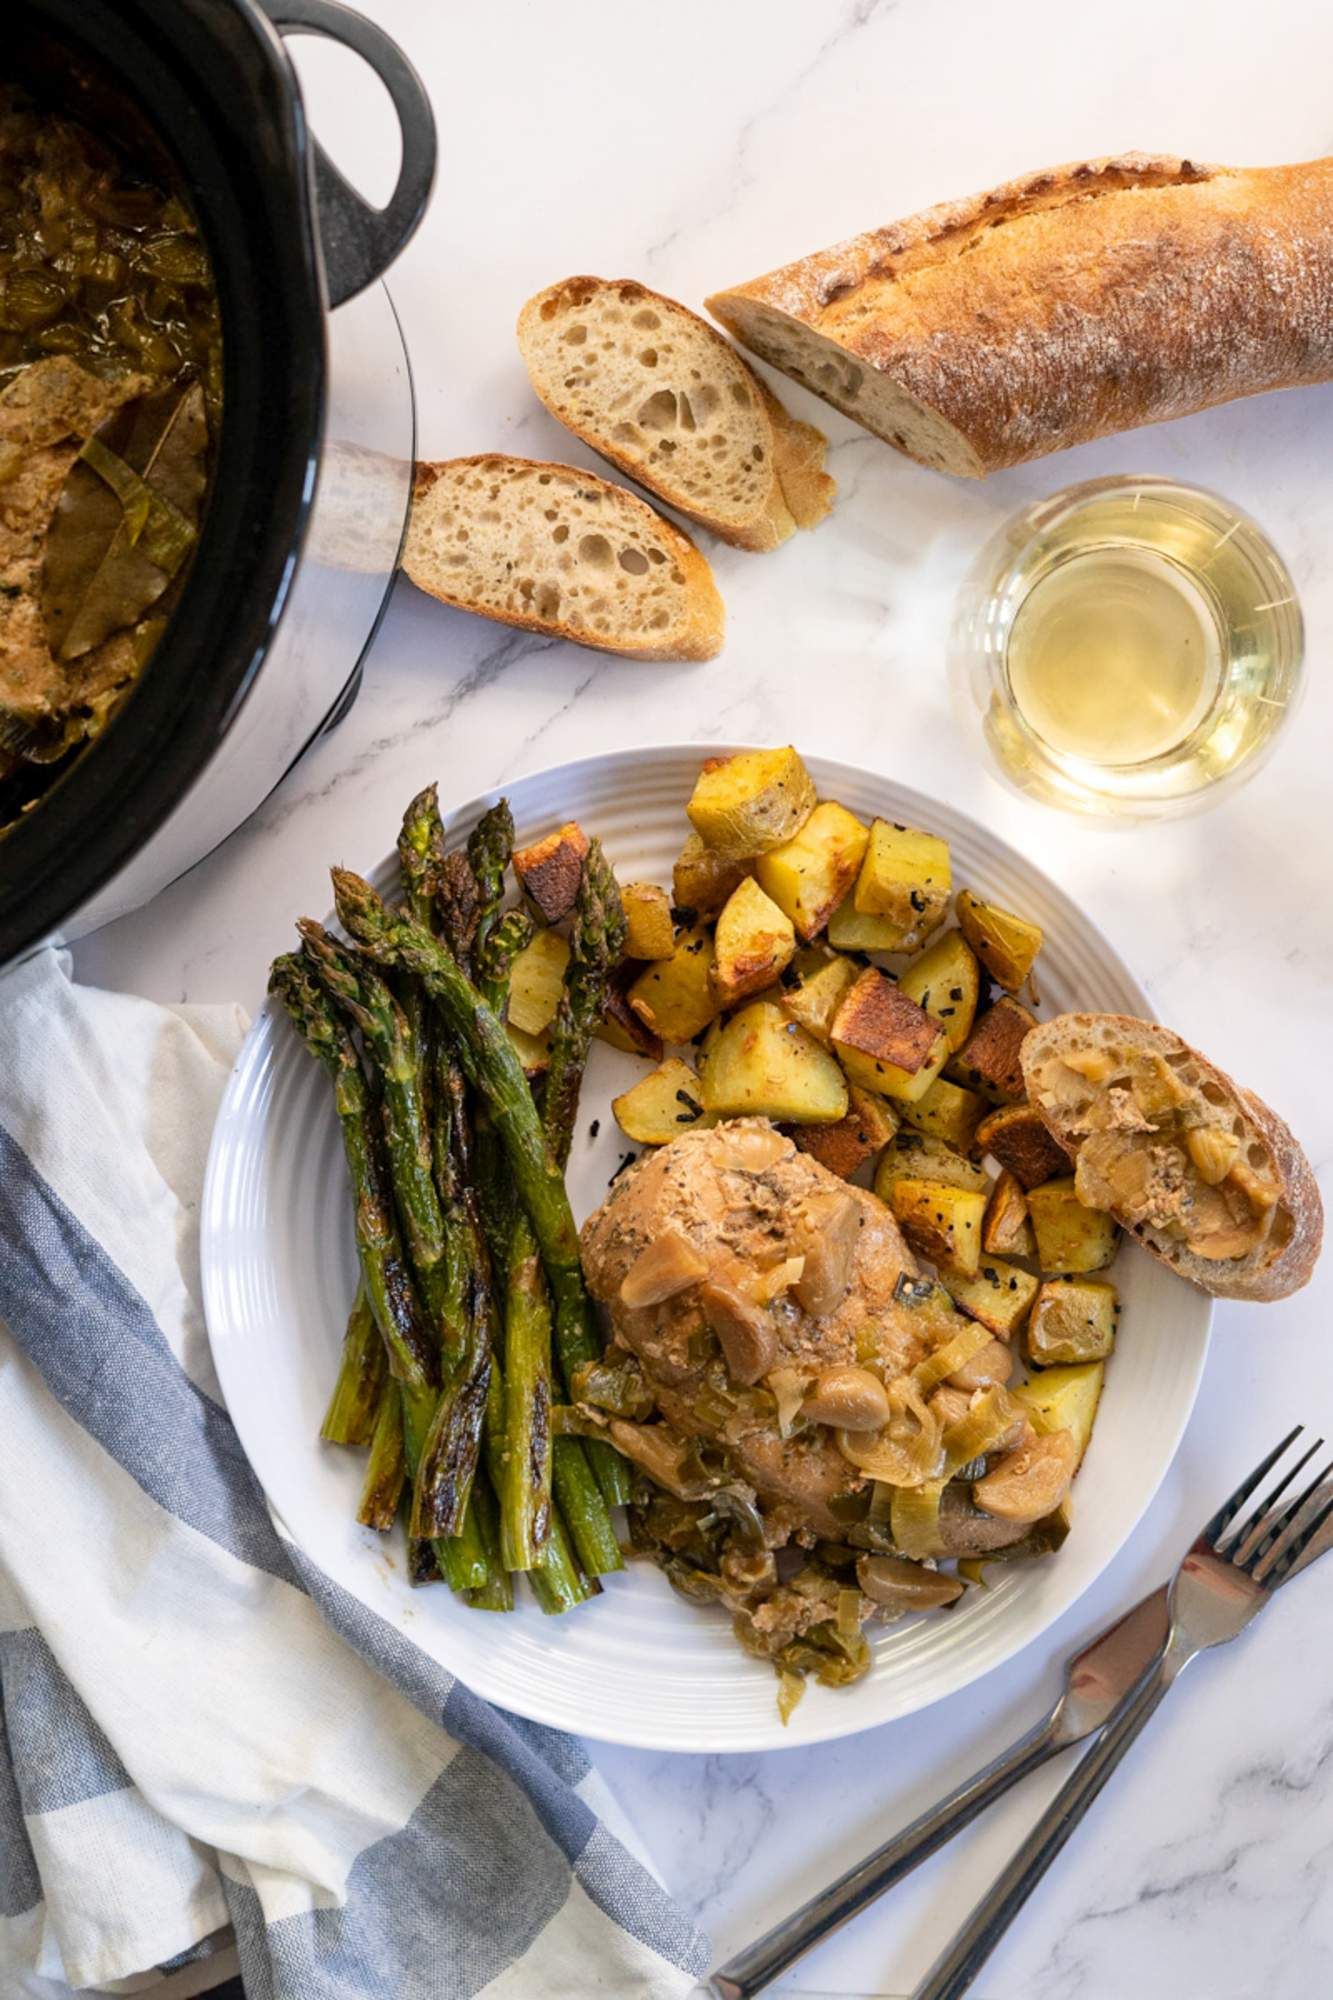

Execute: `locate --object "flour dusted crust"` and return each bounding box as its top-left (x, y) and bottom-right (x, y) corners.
top-left (707, 153), bottom-right (1333, 475)
top-left (1022, 1013), bottom-right (1322, 1303)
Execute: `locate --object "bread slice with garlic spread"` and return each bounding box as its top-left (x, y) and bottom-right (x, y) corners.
top-left (517, 277), bottom-right (834, 552)
top-left (1022, 1013), bottom-right (1321, 1302)
top-left (402, 455), bottom-right (724, 661)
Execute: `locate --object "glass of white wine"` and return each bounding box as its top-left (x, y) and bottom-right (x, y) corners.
top-left (951, 476), bottom-right (1304, 819)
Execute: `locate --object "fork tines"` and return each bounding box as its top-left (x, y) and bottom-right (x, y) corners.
top-left (1207, 1425), bottom-right (1333, 1587)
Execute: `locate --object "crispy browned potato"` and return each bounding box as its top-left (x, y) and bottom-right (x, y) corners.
top-left (778, 946), bottom-right (859, 1044)
top-left (700, 1000), bottom-right (849, 1123)
top-left (899, 1074), bottom-right (986, 1151)
top-left (507, 1022), bottom-right (551, 1077)
top-left (897, 929), bottom-right (981, 1054)
top-left (1027, 1177), bottom-right (1119, 1274)
top-left (951, 996), bottom-right (1038, 1103)
top-left (831, 968), bottom-right (948, 1102)
top-left (512, 820), bottom-right (589, 923)
top-left (596, 976), bottom-right (664, 1060)
top-left (671, 832), bottom-right (747, 920)
top-left (713, 877), bottom-right (797, 1004)
top-left (786, 1084), bottom-right (897, 1178)
top-left (888, 1178), bottom-right (986, 1275)
top-left (975, 1101), bottom-right (1070, 1188)
top-left (507, 928), bottom-right (570, 1036)
top-left (754, 800), bottom-right (869, 940)
top-left (613, 1058), bottom-right (711, 1144)
top-left (942, 1257), bottom-right (1040, 1339)
top-left (874, 1129), bottom-right (989, 1203)
top-left (982, 1168), bottom-right (1035, 1257)
top-left (628, 926), bottom-right (719, 1045)
top-left (1026, 1278), bottom-right (1119, 1364)
top-left (955, 889), bottom-right (1043, 992)
top-left (854, 820), bottom-right (951, 941)
top-left (621, 881), bottom-right (676, 960)
top-left (1013, 1362), bottom-right (1105, 1467)
top-left (686, 746), bottom-right (817, 861)
top-left (826, 894), bottom-right (913, 954)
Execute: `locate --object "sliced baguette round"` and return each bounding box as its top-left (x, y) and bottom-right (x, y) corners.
top-left (517, 277), bottom-right (834, 551)
top-left (402, 455), bottom-right (724, 661)
top-left (1022, 1013), bottom-right (1322, 1303)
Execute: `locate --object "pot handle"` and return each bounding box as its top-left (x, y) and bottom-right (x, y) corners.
top-left (257, 0), bottom-right (436, 307)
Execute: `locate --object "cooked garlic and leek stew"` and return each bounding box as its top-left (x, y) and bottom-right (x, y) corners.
top-left (0, 83), bottom-right (220, 835)
top-left (276, 749), bottom-right (1121, 1719)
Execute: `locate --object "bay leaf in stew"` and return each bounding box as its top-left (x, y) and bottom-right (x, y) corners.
top-left (40, 382), bottom-right (206, 661)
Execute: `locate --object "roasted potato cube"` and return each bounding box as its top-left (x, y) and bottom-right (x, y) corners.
top-left (1013, 1361), bottom-right (1105, 1468)
top-left (950, 996), bottom-right (1037, 1104)
top-left (889, 1179), bottom-right (986, 1276)
top-left (982, 1168), bottom-right (1035, 1257)
top-left (596, 978), bottom-right (663, 1060)
top-left (686, 746), bottom-right (817, 861)
top-left (671, 832), bottom-right (747, 919)
top-left (942, 1258), bottom-right (1040, 1340)
top-left (1026, 1279), bottom-right (1119, 1364)
top-left (900, 1075), bottom-right (986, 1152)
top-left (831, 968), bottom-right (949, 1102)
top-left (955, 889), bottom-right (1043, 992)
top-left (854, 820), bottom-right (951, 942)
top-left (778, 946), bottom-right (858, 1045)
top-left (613, 1057), bottom-right (711, 1145)
top-left (837, 1036), bottom-right (949, 1105)
top-left (786, 1084), bottom-right (898, 1179)
top-left (897, 929), bottom-right (980, 1055)
top-left (713, 877), bottom-right (797, 1005)
top-left (1027, 1177), bottom-right (1118, 1274)
top-left (507, 1022), bottom-right (551, 1077)
top-left (620, 881), bottom-right (676, 960)
top-left (975, 1101), bottom-right (1069, 1188)
top-left (754, 800), bottom-right (870, 940)
top-left (874, 1130), bottom-right (989, 1204)
top-left (628, 925), bottom-right (719, 1045)
top-left (826, 895), bottom-right (914, 954)
top-left (507, 928), bottom-right (570, 1037)
top-left (694, 1014), bottom-right (723, 1079)
top-left (511, 820), bottom-right (589, 923)
top-left (700, 1000), bottom-right (849, 1124)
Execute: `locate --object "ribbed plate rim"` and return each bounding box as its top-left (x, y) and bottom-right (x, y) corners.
top-left (202, 744), bottom-right (1212, 1752)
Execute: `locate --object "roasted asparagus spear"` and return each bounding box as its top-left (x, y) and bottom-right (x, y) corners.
top-left (299, 920), bottom-right (489, 1549)
top-left (269, 954), bottom-right (484, 1590)
top-left (320, 1282), bottom-right (386, 1447)
top-left (333, 867), bottom-right (633, 1550)
top-left (502, 837), bottom-right (630, 1571)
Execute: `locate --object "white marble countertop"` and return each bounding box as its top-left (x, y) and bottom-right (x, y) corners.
top-left (73, 2), bottom-right (1333, 1993)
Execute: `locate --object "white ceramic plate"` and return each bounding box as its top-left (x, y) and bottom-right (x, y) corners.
top-left (202, 746), bottom-right (1211, 1752)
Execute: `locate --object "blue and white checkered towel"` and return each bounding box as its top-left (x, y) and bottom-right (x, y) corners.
top-left (0, 948), bottom-right (709, 1999)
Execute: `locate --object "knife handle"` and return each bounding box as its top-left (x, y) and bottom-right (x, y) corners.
top-left (709, 1710), bottom-right (1062, 2000)
top-left (911, 1654), bottom-right (1182, 2000)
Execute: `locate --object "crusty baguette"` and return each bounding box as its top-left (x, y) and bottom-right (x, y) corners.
top-left (707, 153), bottom-right (1333, 476)
top-left (402, 456), bottom-right (723, 661)
top-left (1022, 1013), bottom-right (1321, 1303)
top-left (517, 277), bottom-right (834, 551)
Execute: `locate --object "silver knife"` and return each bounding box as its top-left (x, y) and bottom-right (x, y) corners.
top-left (709, 1585), bottom-right (1171, 2000)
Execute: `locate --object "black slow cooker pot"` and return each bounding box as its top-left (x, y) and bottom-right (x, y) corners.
top-left (0, 0), bottom-right (436, 966)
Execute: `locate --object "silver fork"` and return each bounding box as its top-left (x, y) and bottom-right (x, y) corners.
top-left (914, 1428), bottom-right (1333, 2000)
